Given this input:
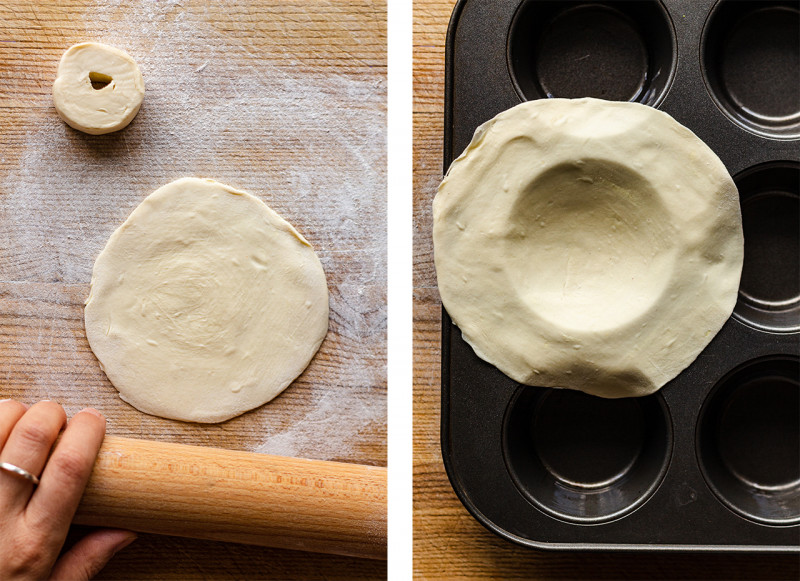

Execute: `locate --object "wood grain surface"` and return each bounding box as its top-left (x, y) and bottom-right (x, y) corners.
top-left (412, 0), bottom-right (800, 579)
top-left (0, 0), bottom-right (386, 578)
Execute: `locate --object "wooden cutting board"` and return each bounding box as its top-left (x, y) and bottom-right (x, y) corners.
top-left (0, 1), bottom-right (386, 578)
top-left (412, 1), bottom-right (799, 579)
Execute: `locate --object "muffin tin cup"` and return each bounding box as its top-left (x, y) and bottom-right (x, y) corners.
top-left (508, 0), bottom-right (676, 106)
top-left (503, 388), bottom-right (673, 524)
top-left (441, 0), bottom-right (800, 552)
top-left (732, 162), bottom-right (800, 333)
top-left (697, 356), bottom-right (800, 526)
top-left (701, 0), bottom-right (800, 139)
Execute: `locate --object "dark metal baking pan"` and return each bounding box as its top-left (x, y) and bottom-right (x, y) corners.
top-left (440, 0), bottom-right (800, 552)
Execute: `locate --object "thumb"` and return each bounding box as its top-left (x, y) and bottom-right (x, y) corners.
top-left (48, 528), bottom-right (137, 581)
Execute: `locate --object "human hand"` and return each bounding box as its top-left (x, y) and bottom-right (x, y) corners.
top-left (0, 400), bottom-right (136, 580)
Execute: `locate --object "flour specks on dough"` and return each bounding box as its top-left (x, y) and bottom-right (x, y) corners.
top-left (0, 0), bottom-right (386, 462)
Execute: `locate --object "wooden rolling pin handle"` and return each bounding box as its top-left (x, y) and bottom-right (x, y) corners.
top-left (74, 436), bottom-right (387, 560)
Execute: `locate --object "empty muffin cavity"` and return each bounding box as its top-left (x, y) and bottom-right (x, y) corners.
top-left (732, 162), bottom-right (800, 333)
top-left (702, 0), bottom-right (800, 138)
top-left (503, 387), bottom-right (672, 523)
top-left (697, 357), bottom-right (800, 525)
top-left (507, 0), bottom-right (675, 105)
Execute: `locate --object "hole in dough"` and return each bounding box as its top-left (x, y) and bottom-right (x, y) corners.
top-left (89, 71), bottom-right (113, 90)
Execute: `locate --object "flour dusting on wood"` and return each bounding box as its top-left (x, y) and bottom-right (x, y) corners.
top-left (0, 0), bottom-right (386, 463)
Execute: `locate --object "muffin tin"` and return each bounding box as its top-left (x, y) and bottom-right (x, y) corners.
top-left (440, 0), bottom-right (799, 551)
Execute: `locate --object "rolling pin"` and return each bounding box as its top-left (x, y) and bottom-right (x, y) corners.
top-left (73, 436), bottom-right (387, 560)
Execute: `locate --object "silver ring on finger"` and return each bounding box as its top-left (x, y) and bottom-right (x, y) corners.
top-left (0, 461), bottom-right (40, 486)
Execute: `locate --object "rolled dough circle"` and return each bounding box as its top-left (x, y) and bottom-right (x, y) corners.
top-left (85, 178), bottom-right (329, 423)
top-left (53, 42), bottom-right (144, 135)
top-left (433, 98), bottom-right (744, 398)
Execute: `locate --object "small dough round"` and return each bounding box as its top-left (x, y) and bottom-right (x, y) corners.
top-left (433, 98), bottom-right (744, 398)
top-left (53, 42), bottom-right (144, 135)
top-left (85, 178), bottom-right (329, 423)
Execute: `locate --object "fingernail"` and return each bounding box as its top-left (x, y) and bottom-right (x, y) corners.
top-left (114, 533), bottom-right (137, 554)
top-left (0, 399), bottom-right (29, 409)
top-left (80, 407), bottom-right (106, 421)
